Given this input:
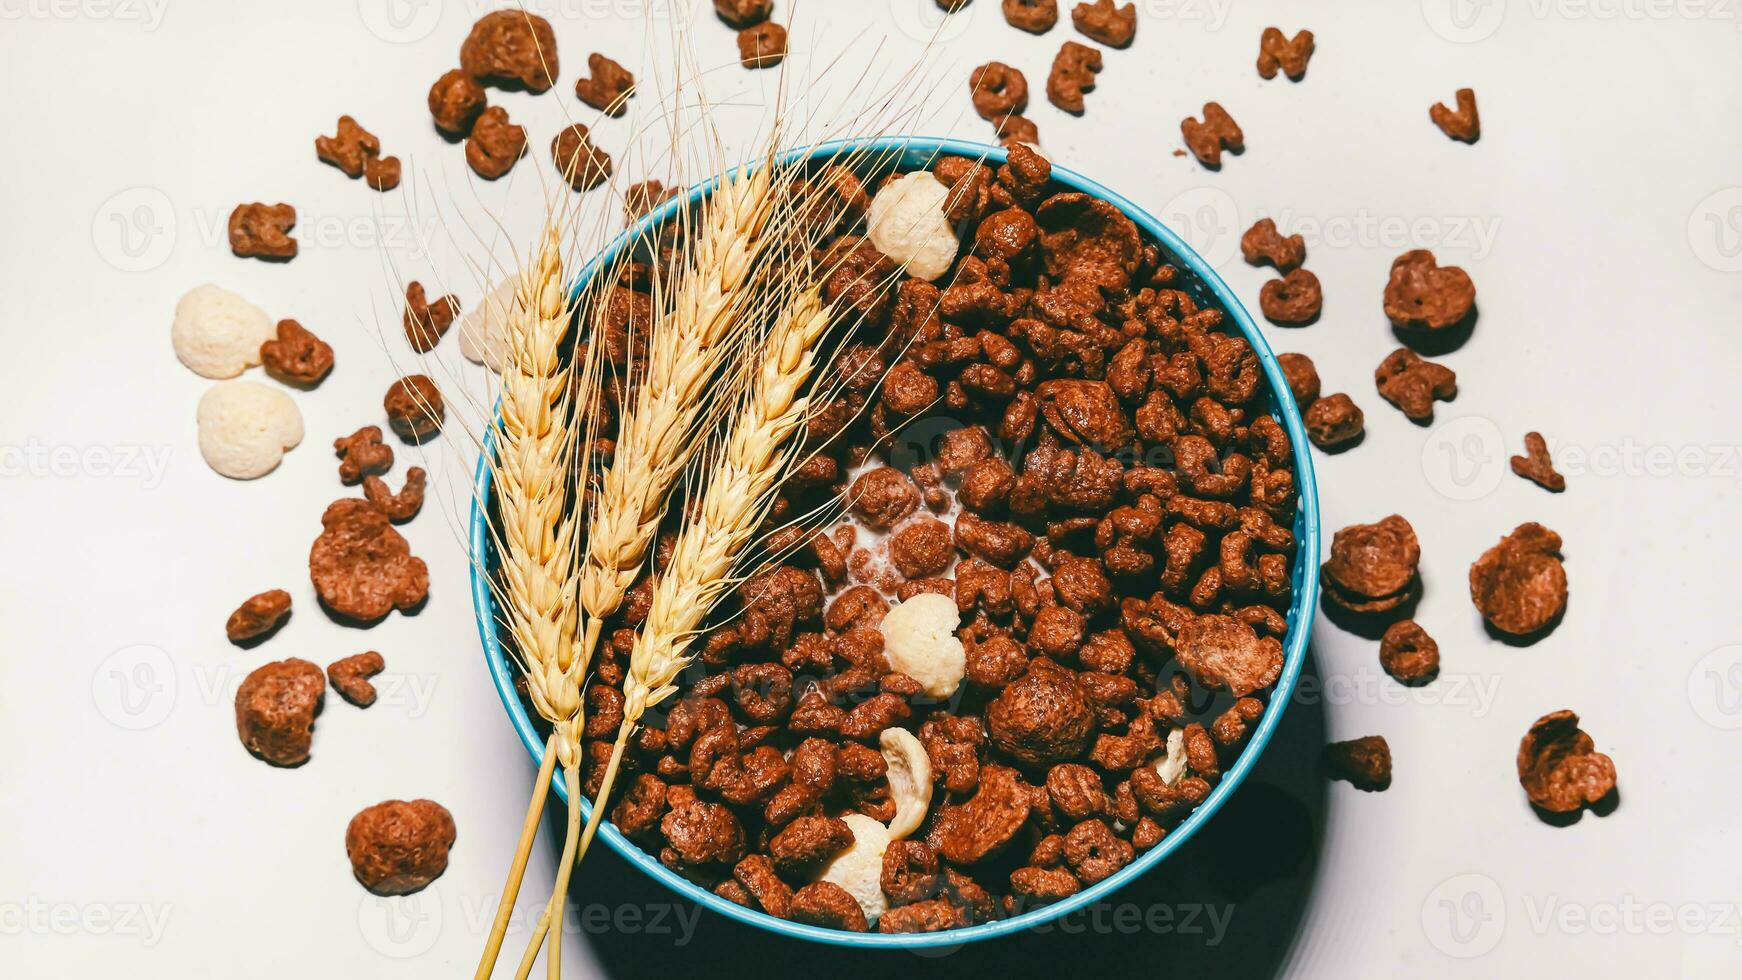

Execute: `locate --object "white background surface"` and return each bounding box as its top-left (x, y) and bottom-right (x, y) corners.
top-left (3, 1), bottom-right (1741, 977)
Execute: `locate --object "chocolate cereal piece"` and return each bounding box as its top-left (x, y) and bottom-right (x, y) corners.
top-left (1180, 102), bottom-right (1242, 169)
top-left (309, 498), bottom-right (430, 622)
top-left (969, 62), bottom-right (1028, 122)
top-left (346, 799), bottom-right (456, 895)
top-left (228, 203), bottom-right (297, 260)
top-left (315, 115), bottom-right (381, 178)
top-left (1430, 88), bottom-right (1480, 143)
top-left (625, 180), bottom-right (677, 222)
top-left (1374, 347), bottom-right (1456, 423)
top-left (574, 53), bottom-right (635, 116)
top-left (1469, 522), bottom-right (1567, 638)
top-left (1256, 27), bottom-right (1314, 81)
top-left (384, 375), bottom-right (444, 443)
top-left (1240, 218), bottom-right (1305, 272)
top-left (551, 124), bottom-right (613, 191)
top-left (1004, 0), bottom-right (1059, 33)
top-left (235, 658), bottom-right (325, 766)
top-left (985, 665), bottom-right (1096, 765)
top-left (428, 69), bottom-right (486, 137)
top-left (1325, 735), bottom-right (1391, 791)
top-left (1259, 268), bottom-right (1322, 325)
top-left (996, 115), bottom-right (1040, 147)
top-left (1510, 432), bottom-right (1565, 492)
top-left (929, 765), bottom-right (1032, 862)
top-left (363, 467), bottom-right (426, 523)
top-left (1378, 620), bottom-right (1439, 685)
top-left (1322, 514), bottom-right (1419, 615)
top-left (465, 106), bottom-right (526, 181)
top-left (1304, 393), bottom-right (1364, 450)
top-left (1046, 41), bottom-right (1102, 115)
top-left (1517, 710), bottom-right (1615, 814)
top-left (363, 156), bottom-right (401, 192)
top-left (1175, 613), bottom-right (1284, 697)
top-left (460, 10), bottom-right (558, 92)
top-left (1072, 0), bottom-right (1135, 48)
top-left (328, 651), bottom-right (386, 707)
top-left (334, 426), bottom-right (393, 486)
top-left (713, 0), bottom-right (772, 27)
top-left (260, 319), bottom-right (333, 387)
top-left (789, 881), bottom-right (869, 932)
top-left (737, 23), bottom-right (787, 69)
top-left (1384, 249), bottom-right (1476, 338)
top-left (402, 282), bottom-right (459, 352)
top-left (1276, 352), bottom-right (1320, 408)
top-left (226, 589), bottom-right (292, 644)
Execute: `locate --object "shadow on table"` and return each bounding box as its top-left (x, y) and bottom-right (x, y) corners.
top-left (551, 649), bottom-right (1332, 979)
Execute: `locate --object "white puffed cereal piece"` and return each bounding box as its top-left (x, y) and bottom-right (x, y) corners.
top-left (877, 592), bottom-right (965, 700)
top-left (879, 727), bottom-right (933, 840)
top-left (1155, 728), bottom-right (1188, 786)
top-left (816, 813), bottom-right (892, 925)
top-left (866, 171), bottom-right (959, 282)
top-left (171, 284), bottom-right (275, 379)
top-left (196, 380), bottom-right (304, 480)
top-left (458, 277), bottom-right (514, 372)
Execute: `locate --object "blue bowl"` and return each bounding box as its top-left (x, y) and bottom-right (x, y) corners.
top-left (471, 136), bottom-right (1321, 948)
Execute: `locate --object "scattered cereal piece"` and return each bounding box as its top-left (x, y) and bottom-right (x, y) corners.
top-left (625, 180), bottom-right (677, 222)
top-left (1276, 351), bottom-right (1320, 408)
top-left (226, 589), bottom-right (292, 644)
top-left (996, 114), bottom-right (1040, 147)
top-left (228, 203), bottom-right (297, 261)
top-left (363, 467), bottom-right (426, 523)
top-left (197, 380), bottom-right (304, 480)
top-left (328, 651), bottom-right (386, 707)
top-left (713, 0), bottom-right (772, 28)
top-left (314, 115), bottom-right (381, 179)
top-left (260, 319), bottom-right (334, 387)
top-left (866, 171), bottom-right (959, 282)
top-left (363, 155), bottom-right (401, 192)
top-left (171, 283), bottom-right (275, 379)
top-left (346, 799), bottom-right (457, 894)
top-left (1321, 514), bottom-right (1420, 616)
top-left (1256, 27), bottom-right (1314, 81)
top-left (1516, 710), bottom-right (1614, 814)
top-left (460, 10), bottom-right (558, 92)
top-left (1258, 268), bottom-right (1322, 325)
top-left (1379, 619), bottom-right (1440, 685)
top-left (465, 106), bottom-right (527, 180)
top-left (1240, 217), bottom-right (1305, 272)
top-left (384, 375), bottom-right (444, 443)
top-left (551, 124), bottom-right (613, 191)
top-left (1003, 0), bottom-right (1059, 33)
top-left (1325, 735), bottom-right (1390, 790)
top-left (1374, 347), bottom-right (1456, 423)
top-left (1304, 395), bottom-right (1364, 450)
top-left (969, 61), bottom-right (1028, 122)
top-left (428, 69), bottom-right (486, 137)
top-left (334, 426), bottom-right (393, 486)
top-left (1072, 0), bottom-right (1135, 48)
top-left (1384, 249), bottom-right (1476, 337)
top-left (235, 658), bottom-right (324, 766)
top-left (402, 282), bottom-right (460, 352)
top-left (737, 22), bottom-right (787, 69)
top-left (1430, 88), bottom-right (1480, 143)
top-left (574, 52), bottom-right (635, 115)
top-left (1510, 432), bottom-right (1565, 492)
top-left (878, 592), bottom-right (966, 699)
top-left (309, 498), bottom-right (430, 622)
top-left (1180, 102), bottom-right (1242, 169)
top-left (1469, 522), bottom-right (1567, 638)
top-left (1046, 41), bottom-right (1102, 114)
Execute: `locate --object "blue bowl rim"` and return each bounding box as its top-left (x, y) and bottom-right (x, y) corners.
top-left (470, 135), bottom-right (1321, 948)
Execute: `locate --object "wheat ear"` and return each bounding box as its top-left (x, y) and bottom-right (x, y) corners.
top-left (473, 225), bottom-right (601, 980)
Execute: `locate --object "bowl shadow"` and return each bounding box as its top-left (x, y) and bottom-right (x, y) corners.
top-left (548, 647), bottom-right (1332, 977)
